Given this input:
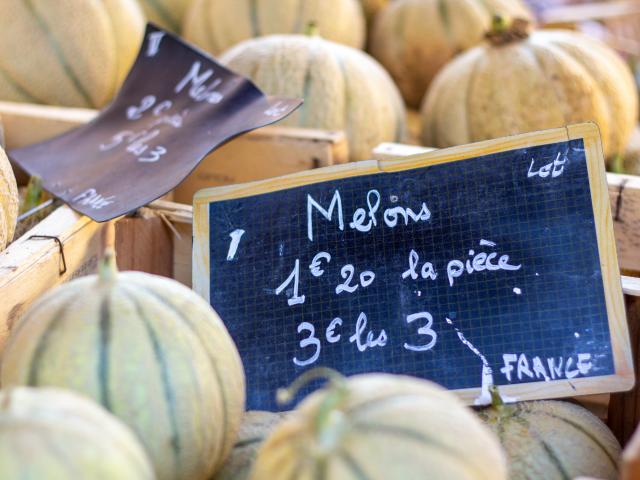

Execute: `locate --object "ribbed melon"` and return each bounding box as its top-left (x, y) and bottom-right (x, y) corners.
top-left (0, 387), bottom-right (154, 479)
top-left (370, 0), bottom-right (532, 107)
top-left (216, 411), bottom-right (288, 480)
top-left (183, 0), bottom-right (366, 55)
top-left (251, 370), bottom-right (507, 479)
top-left (0, 0), bottom-right (145, 108)
top-left (220, 34), bottom-right (406, 161)
top-left (138, 0), bottom-right (190, 33)
top-left (478, 393), bottom-right (621, 480)
top-left (420, 19), bottom-right (638, 160)
top-left (0, 145), bottom-right (18, 251)
top-left (1, 250), bottom-right (246, 480)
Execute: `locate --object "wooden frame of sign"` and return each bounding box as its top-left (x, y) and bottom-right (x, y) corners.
top-left (193, 123), bottom-right (634, 405)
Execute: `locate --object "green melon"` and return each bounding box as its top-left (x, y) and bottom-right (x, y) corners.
top-left (215, 411), bottom-right (288, 480)
top-left (478, 391), bottom-right (621, 480)
top-left (0, 0), bottom-right (145, 108)
top-left (1, 249), bottom-right (246, 480)
top-left (0, 387), bottom-right (154, 479)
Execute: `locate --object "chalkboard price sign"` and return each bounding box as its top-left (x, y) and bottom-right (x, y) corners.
top-left (194, 124), bottom-right (633, 411)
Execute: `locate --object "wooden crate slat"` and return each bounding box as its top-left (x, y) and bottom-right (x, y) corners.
top-left (0, 206), bottom-right (174, 352)
top-left (172, 127), bottom-right (349, 203)
top-left (0, 101), bottom-right (96, 151)
top-left (0, 101), bottom-right (350, 198)
top-left (0, 206), bottom-right (103, 351)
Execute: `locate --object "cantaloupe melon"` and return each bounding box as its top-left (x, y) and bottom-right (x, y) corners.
top-left (220, 34), bottom-right (406, 161)
top-left (1, 249), bottom-right (246, 480)
top-left (0, 0), bottom-right (145, 108)
top-left (0, 145), bottom-right (18, 251)
top-left (251, 369), bottom-right (507, 479)
top-left (478, 389), bottom-right (621, 480)
top-left (420, 18), bottom-right (638, 161)
top-left (216, 411), bottom-right (288, 480)
top-left (183, 0), bottom-right (366, 55)
top-left (0, 387), bottom-right (154, 479)
top-left (370, 0), bottom-right (533, 107)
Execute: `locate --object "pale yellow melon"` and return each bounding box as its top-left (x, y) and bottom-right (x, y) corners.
top-left (0, 387), bottom-right (154, 479)
top-left (478, 394), bottom-right (621, 480)
top-left (220, 34), bottom-right (406, 161)
top-left (1, 250), bottom-right (246, 480)
top-left (138, 0), bottom-right (190, 33)
top-left (251, 371), bottom-right (507, 479)
top-left (0, 0), bottom-right (145, 108)
top-left (0, 146), bottom-right (18, 251)
top-left (420, 21), bottom-right (638, 160)
top-left (183, 0), bottom-right (366, 55)
top-left (370, 0), bottom-right (533, 107)
top-left (216, 411), bottom-right (288, 480)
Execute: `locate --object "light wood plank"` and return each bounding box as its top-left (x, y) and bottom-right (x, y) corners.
top-left (0, 206), bottom-right (104, 351)
top-left (0, 203), bottom-right (181, 352)
top-left (173, 127), bottom-right (348, 203)
top-left (0, 101), bottom-right (97, 151)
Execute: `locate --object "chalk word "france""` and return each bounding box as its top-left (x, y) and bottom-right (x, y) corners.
top-left (500, 352), bottom-right (593, 382)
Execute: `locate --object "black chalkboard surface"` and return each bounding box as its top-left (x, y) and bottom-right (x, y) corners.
top-left (193, 124), bottom-right (633, 411)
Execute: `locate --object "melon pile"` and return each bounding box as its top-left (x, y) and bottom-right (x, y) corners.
top-left (0, 1), bottom-right (637, 479)
top-left (1, 249), bottom-right (246, 480)
top-left (0, 0), bottom-right (635, 166)
top-left (0, 246), bottom-right (627, 479)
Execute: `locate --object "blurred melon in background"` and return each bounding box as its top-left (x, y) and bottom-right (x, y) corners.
top-left (0, 0), bottom-right (145, 108)
top-left (183, 0), bottom-right (366, 55)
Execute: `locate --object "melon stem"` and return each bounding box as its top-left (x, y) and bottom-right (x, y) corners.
top-left (485, 16), bottom-right (531, 46)
top-left (489, 385), bottom-right (505, 409)
top-left (277, 367), bottom-right (349, 453)
top-left (99, 248), bottom-right (118, 284)
top-left (305, 21), bottom-right (320, 37)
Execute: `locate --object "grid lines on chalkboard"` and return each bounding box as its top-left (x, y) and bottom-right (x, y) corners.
top-left (208, 138), bottom-right (614, 411)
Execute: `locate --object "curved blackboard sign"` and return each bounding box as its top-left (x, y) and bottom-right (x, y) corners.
top-left (10, 24), bottom-right (301, 222)
top-left (194, 124), bottom-right (633, 411)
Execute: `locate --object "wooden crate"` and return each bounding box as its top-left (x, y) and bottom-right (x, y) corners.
top-left (0, 204), bottom-right (175, 351)
top-left (0, 101), bottom-right (350, 196)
